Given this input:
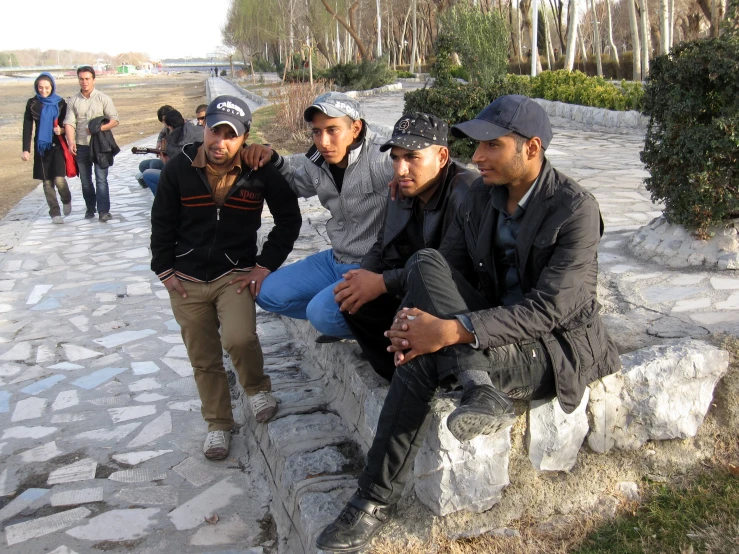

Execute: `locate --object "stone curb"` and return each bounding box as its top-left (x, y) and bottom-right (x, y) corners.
top-left (532, 98), bottom-right (648, 130)
top-left (220, 77), bottom-right (272, 107)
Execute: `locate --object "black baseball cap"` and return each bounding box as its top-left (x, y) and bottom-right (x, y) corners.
top-left (205, 95), bottom-right (252, 136)
top-left (451, 95), bottom-right (553, 149)
top-left (379, 113), bottom-right (449, 152)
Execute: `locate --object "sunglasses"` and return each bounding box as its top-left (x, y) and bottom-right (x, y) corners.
top-left (197, 117), bottom-right (206, 122)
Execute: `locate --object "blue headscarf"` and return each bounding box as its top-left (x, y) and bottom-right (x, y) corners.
top-left (34, 72), bottom-right (63, 154)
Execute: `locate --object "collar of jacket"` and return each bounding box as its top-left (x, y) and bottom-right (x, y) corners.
top-left (304, 121), bottom-right (373, 168)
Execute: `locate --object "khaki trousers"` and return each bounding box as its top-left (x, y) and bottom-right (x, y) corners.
top-left (169, 274), bottom-right (269, 431)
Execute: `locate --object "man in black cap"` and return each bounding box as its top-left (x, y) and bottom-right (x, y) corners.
top-left (151, 95), bottom-right (301, 461)
top-left (316, 95), bottom-right (620, 552)
top-left (333, 112), bottom-right (478, 381)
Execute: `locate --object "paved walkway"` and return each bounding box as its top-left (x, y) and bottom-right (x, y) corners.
top-left (0, 79), bottom-right (737, 552)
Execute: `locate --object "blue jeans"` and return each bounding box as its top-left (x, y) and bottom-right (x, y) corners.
top-left (143, 169), bottom-right (161, 195)
top-left (76, 145), bottom-right (110, 215)
top-left (256, 249), bottom-right (358, 338)
top-left (138, 158), bottom-right (164, 173)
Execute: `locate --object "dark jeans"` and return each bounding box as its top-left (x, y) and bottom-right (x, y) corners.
top-left (343, 293), bottom-right (401, 381)
top-left (358, 249), bottom-right (555, 505)
top-left (76, 145), bottom-right (110, 215)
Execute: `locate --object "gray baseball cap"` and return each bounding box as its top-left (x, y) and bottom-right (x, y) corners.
top-left (303, 92), bottom-right (364, 122)
top-left (451, 95), bottom-right (553, 149)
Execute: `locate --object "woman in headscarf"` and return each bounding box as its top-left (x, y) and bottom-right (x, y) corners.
top-left (22, 72), bottom-right (72, 224)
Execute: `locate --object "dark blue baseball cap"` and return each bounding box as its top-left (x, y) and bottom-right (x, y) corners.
top-left (451, 95), bottom-right (553, 149)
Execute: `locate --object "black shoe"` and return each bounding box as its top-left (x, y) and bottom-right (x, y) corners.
top-left (136, 173), bottom-right (148, 188)
top-left (84, 211), bottom-right (95, 219)
top-left (315, 334), bottom-right (342, 344)
top-left (99, 213), bottom-right (113, 222)
top-left (316, 493), bottom-right (393, 553)
top-left (446, 384), bottom-right (516, 442)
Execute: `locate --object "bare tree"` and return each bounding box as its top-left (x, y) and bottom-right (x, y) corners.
top-left (628, 0), bottom-right (641, 80)
top-left (410, 0), bottom-right (419, 72)
top-left (605, 0), bottom-right (619, 66)
top-left (590, 0), bottom-right (603, 75)
top-left (659, 0), bottom-right (670, 53)
top-left (319, 0), bottom-right (370, 60)
top-left (639, 0), bottom-right (651, 76)
top-left (376, 0), bottom-right (383, 58)
top-left (564, 0), bottom-right (579, 70)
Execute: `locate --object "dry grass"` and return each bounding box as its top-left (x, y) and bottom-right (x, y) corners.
top-left (274, 80), bottom-right (333, 143)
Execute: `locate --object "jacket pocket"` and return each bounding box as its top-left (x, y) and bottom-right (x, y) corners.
top-left (225, 253), bottom-right (240, 266)
top-left (559, 299), bottom-right (606, 372)
top-left (175, 248), bottom-right (193, 258)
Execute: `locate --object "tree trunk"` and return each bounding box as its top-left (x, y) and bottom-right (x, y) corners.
top-left (319, 0), bottom-right (369, 60)
top-left (639, 0), bottom-right (650, 76)
top-left (564, 0), bottom-right (578, 70)
top-left (628, 0), bottom-right (641, 80)
top-left (578, 29), bottom-right (588, 66)
top-left (590, 0), bottom-right (603, 76)
top-left (544, 9), bottom-right (555, 69)
top-left (605, 0), bottom-right (619, 66)
top-left (531, 0), bottom-right (540, 76)
top-left (659, 0), bottom-right (670, 54)
top-left (410, 0), bottom-right (418, 73)
top-left (669, 0), bottom-right (675, 47)
top-left (376, 0), bottom-right (382, 58)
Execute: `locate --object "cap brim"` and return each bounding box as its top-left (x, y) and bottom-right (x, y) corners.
top-left (379, 135), bottom-right (444, 152)
top-left (206, 116), bottom-right (245, 136)
top-left (304, 104), bottom-right (352, 122)
top-left (450, 119), bottom-right (511, 141)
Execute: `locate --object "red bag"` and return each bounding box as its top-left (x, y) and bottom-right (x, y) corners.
top-left (55, 118), bottom-right (78, 178)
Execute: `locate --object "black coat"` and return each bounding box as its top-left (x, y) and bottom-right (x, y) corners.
top-left (439, 159), bottom-right (620, 413)
top-left (88, 116), bottom-right (120, 169)
top-left (22, 97), bottom-right (67, 180)
top-left (361, 160), bottom-right (478, 296)
top-left (151, 142), bottom-right (302, 283)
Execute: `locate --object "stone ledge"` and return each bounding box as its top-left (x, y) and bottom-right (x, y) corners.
top-left (532, 98), bottom-right (648, 131)
top-left (627, 216), bottom-right (739, 270)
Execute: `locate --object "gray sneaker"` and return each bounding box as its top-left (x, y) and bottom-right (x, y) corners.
top-left (62, 202), bottom-right (72, 216)
top-left (52, 216), bottom-right (64, 224)
top-left (249, 391), bottom-right (278, 423)
top-left (203, 430), bottom-right (231, 460)
top-left (99, 213), bottom-right (113, 222)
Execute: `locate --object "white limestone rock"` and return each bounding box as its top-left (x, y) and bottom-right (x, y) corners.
top-left (588, 339), bottom-right (729, 453)
top-left (413, 396), bottom-right (511, 516)
top-left (527, 389), bottom-right (590, 472)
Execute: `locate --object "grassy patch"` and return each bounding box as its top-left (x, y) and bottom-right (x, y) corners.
top-left (250, 103), bottom-right (310, 156)
top-left (574, 470), bottom-right (739, 554)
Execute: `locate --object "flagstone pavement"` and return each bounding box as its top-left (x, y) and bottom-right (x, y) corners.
top-left (0, 78), bottom-right (738, 553)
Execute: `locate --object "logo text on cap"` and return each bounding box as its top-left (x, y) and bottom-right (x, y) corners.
top-left (216, 101), bottom-right (245, 117)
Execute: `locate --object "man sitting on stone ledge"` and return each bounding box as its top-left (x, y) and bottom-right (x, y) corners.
top-left (316, 95), bottom-right (621, 553)
top-left (242, 92), bottom-right (393, 343)
top-left (334, 112), bottom-right (478, 381)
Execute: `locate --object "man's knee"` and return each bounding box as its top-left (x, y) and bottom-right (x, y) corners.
top-left (405, 248), bottom-right (448, 279)
top-left (255, 274), bottom-right (285, 311)
top-left (306, 295), bottom-right (341, 334)
top-left (221, 330), bottom-right (260, 354)
top-left (395, 359), bottom-right (438, 402)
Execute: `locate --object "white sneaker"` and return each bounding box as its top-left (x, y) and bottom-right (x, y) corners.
top-left (249, 391), bottom-right (278, 423)
top-left (62, 202), bottom-right (72, 216)
top-left (203, 430), bottom-right (231, 460)
top-left (52, 216), bottom-right (64, 224)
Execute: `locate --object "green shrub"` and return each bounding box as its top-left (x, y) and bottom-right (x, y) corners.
top-left (530, 70), bottom-right (643, 111)
top-left (326, 59), bottom-right (395, 91)
top-left (404, 76), bottom-right (532, 159)
top-left (395, 70), bottom-right (416, 78)
top-left (450, 66), bottom-right (470, 81)
top-left (641, 10), bottom-right (739, 233)
top-left (284, 67), bottom-right (330, 83)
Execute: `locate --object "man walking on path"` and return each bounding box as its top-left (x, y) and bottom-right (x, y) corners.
top-left (242, 92), bottom-right (393, 342)
top-left (316, 95), bottom-right (621, 552)
top-left (64, 66), bottom-right (119, 222)
top-left (335, 113), bottom-right (478, 381)
top-left (150, 95), bottom-right (301, 460)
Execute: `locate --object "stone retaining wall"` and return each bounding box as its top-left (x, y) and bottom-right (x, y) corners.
top-left (221, 78), bottom-right (272, 107)
top-left (532, 98), bottom-right (648, 130)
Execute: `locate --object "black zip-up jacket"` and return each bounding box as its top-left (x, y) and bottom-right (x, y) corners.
top-left (150, 142), bottom-right (301, 283)
top-left (361, 160), bottom-right (478, 296)
top-left (88, 116), bottom-right (120, 169)
top-left (439, 159), bottom-right (620, 413)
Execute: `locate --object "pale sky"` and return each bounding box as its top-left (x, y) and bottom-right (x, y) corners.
top-left (2, 0), bottom-right (233, 60)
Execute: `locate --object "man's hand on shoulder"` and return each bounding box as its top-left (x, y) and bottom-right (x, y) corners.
top-left (242, 144), bottom-right (274, 169)
top-left (163, 275), bottom-right (187, 298)
top-left (334, 269), bottom-right (387, 314)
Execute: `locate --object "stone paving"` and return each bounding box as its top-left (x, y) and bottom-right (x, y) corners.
top-left (1, 78), bottom-right (738, 553)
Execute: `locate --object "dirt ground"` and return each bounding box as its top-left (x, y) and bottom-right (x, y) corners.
top-left (0, 73), bottom-right (206, 219)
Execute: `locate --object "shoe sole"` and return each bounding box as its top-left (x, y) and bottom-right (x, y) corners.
top-left (254, 405), bottom-right (277, 423)
top-left (203, 447), bottom-right (230, 460)
top-left (447, 410), bottom-right (517, 442)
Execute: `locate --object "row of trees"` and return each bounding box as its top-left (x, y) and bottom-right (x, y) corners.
top-left (221, 0), bottom-right (732, 79)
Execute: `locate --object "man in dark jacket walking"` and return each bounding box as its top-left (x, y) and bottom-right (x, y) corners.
top-left (316, 95), bottom-right (621, 552)
top-left (333, 113), bottom-right (478, 381)
top-left (151, 95), bottom-right (301, 461)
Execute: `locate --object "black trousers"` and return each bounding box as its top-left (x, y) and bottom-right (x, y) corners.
top-left (343, 293), bottom-right (401, 381)
top-left (358, 249), bottom-right (555, 504)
